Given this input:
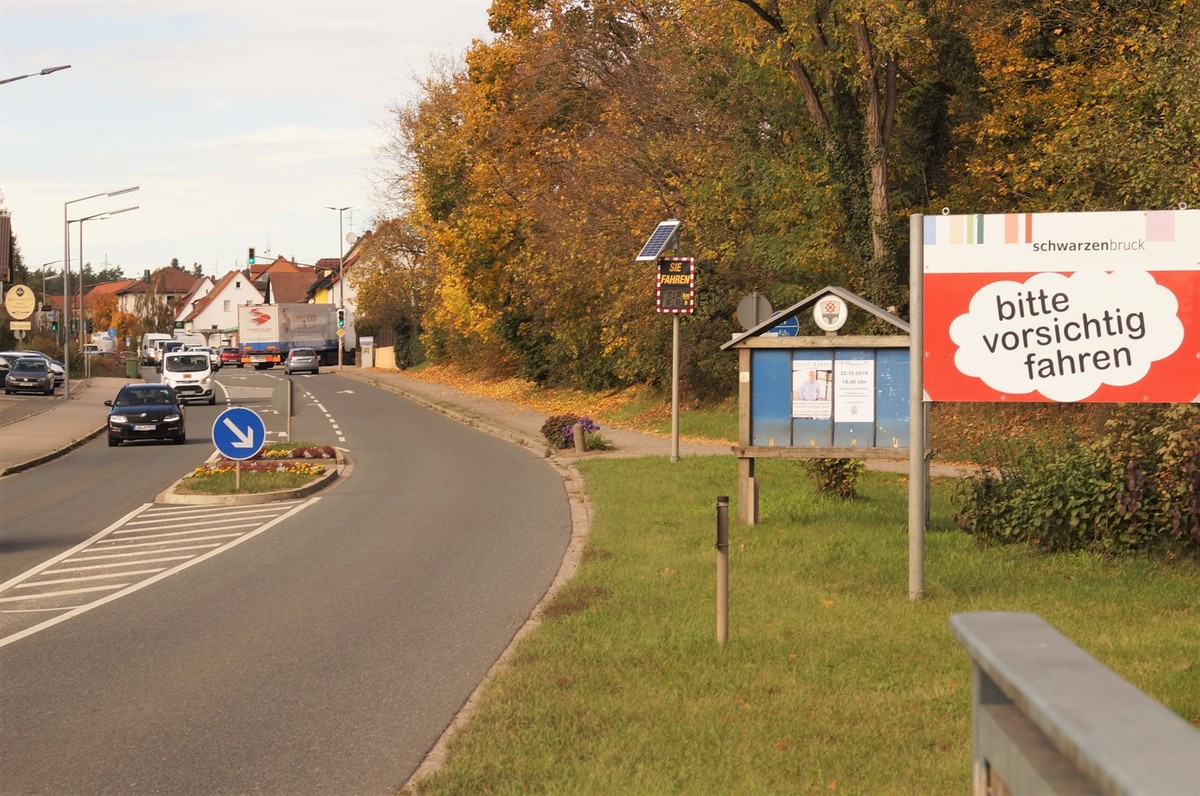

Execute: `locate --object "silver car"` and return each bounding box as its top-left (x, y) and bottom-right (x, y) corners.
top-left (4, 358), bottom-right (55, 395)
top-left (283, 347), bottom-right (320, 375)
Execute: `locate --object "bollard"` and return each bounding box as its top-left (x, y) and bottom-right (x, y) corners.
top-left (716, 495), bottom-right (729, 646)
top-left (573, 421), bottom-right (586, 453)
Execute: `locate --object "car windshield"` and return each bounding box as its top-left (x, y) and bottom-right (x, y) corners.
top-left (165, 355), bottom-right (209, 372)
top-left (292, 349), bottom-right (315, 357)
top-left (115, 388), bottom-right (176, 406)
top-left (12, 360), bottom-right (47, 373)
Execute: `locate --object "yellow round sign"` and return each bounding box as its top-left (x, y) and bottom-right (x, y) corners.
top-left (4, 284), bottom-right (37, 321)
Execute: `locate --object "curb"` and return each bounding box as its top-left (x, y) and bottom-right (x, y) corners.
top-left (0, 424), bottom-right (106, 478)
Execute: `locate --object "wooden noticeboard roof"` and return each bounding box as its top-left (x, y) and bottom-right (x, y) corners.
top-left (721, 285), bottom-right (910, 350)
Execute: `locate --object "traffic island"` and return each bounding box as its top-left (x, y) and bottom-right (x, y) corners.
top-left (155, 449), bottom-right (347, 506)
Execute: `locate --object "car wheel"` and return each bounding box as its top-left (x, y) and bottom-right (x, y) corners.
top-left (208, 394), bottom-right (216, 405)
top-left (174, 434), bottom-right (186, 444)
top-left (108, 436), bottom-right (119, 447)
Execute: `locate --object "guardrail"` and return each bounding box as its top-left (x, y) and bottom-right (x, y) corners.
top-left (949, 612), bottom-right (1200, 795)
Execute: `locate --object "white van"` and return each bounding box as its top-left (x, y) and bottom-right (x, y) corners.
top-left (140, 333), bottom-right (171, 365)
top-left (161, 350), bottom-right (216, 405)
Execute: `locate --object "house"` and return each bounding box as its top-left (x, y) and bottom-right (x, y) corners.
top-left (174, 270), bottom-right (266, 347)
top-left (305, 230), bottom-right (369, 350)
top-left (126, 267), bottom-right (201, 316)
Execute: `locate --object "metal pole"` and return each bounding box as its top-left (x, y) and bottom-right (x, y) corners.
top-left (338, 211), bottom-right (344, 370)
top-left (908, 214), bottom-right (926, 600)
top-left (79, 222), bottom-right (89, 380)
top-left (670, 314), bottom-right (680, 462)
top-left (716, 495), bottom-right (729, 645)
top-left (62, 203), bottom-right (71, 400)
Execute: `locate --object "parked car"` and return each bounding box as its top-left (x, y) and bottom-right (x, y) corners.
top-left (4, 358), bottom-right (56, 395)
top-left (283, 347), bottom-right (320, 375)
top-left (219, 347), bottom-right (243, 368)
top-left (160, 350), bottom-right (216, 404)
top-left (105, 383), bottom-right (186, 446)
top-left (0, 353), bottom-right (18, 387)
top-left (0, 350), bottom-right (64, 385)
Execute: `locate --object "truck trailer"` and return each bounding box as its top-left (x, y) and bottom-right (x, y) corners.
top-left (237, 303), bottom-right (338, 369)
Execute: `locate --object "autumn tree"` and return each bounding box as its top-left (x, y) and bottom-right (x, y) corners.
top-left (949, 0), bottom-right (1200, 212)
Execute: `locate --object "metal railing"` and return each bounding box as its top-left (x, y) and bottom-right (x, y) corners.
top-left (950, 612), bottom-right (1200, 795)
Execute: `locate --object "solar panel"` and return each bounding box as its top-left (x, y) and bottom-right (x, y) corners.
top-left (635, 219), bottom-right (681, 261)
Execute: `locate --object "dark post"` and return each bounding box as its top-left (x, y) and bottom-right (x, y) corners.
top-left (716, 495), bottom-right (729, 645)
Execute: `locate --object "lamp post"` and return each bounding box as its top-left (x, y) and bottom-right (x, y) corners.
top-left (325, 206), bottom-right (350, 370)
top-left (0, 64), bottom-right (70, 86)
top-left (63, 185), bottom-right (139, 399)
top-left (74, 206), bottom-right (138, 378)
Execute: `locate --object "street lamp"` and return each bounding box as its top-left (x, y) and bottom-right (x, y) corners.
top-left (73, 206), bottom-right (139, 378)
top-left (0, 64), bottom-right (71, 87)
top-left (62, 185), bottom-right (139, 399)
top-left (325, 206), bottom-right (350, 370)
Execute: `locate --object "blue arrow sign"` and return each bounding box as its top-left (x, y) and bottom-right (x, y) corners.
top-left (211, 407), bottom-right (266, 461)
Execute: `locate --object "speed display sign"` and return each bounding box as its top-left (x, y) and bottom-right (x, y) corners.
top-left (656, 256), bottom-right (695, 314)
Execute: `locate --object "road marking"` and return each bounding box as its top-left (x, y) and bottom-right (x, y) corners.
top-left (0, 497), bottom-right (318, 648)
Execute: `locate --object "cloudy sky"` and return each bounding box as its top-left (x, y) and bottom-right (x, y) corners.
top-left (0, 0), bottom-right (493, 284)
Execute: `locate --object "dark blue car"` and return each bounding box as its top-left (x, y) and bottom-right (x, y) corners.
top-left (104, 383), bottom-right (187, 447)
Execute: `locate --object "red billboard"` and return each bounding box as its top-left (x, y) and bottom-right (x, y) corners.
top-left (923, 210), bottom-right (1200, 403)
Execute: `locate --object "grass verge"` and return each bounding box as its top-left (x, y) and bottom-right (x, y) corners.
top-left (411, 457), bottom-right (1200, 795)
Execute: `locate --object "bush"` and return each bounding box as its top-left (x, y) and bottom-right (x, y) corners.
top-left (539, 414), bottom-right (601, 449)
top-left (804, 458), bottom-right (866, 499)
top-left (954, 404), bottom-right (1200, 556)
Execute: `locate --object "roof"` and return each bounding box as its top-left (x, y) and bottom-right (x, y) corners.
top-left (721, 286), bottom-right (910, 350)
top-left (178, 269), bottom-right (256, 322)
top-left (261, 271), bottom-right (318, 304)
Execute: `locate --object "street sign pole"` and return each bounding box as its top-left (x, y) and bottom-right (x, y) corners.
top-left (212, 407), bottom-right (267, 492)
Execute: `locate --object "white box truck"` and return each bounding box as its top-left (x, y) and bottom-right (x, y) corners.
top-left (237, 303), bottom-right (338, 369)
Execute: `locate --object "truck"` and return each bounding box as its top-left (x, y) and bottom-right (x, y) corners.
top-left (237, 303), bottom-right (338, 369)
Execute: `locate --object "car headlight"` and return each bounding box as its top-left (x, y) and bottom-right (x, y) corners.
top-left (110, 415), bottom-right (129, 424)
top-left (164, 413), bottom-right (181, 423)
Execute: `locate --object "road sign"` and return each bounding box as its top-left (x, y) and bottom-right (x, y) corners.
top-left (211, 407), bottom-right (266, 461)
top-left (4, 284), bottom-right (36, 320)
top-left (656, 256), bottom-right (695, 314)
top-left (763, 313), bottom-right (799, 337)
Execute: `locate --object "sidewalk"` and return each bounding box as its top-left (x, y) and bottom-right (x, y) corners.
top-left (340, 367), bottom-right (732, 459)
top-left (0, 377), bottom-right (128, 476)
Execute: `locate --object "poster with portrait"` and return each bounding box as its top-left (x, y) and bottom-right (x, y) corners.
top-left (792, 358), bottom-right (832, 419)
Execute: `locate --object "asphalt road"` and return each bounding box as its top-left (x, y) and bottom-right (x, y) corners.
top-left (0, 367), bottom-right (572, 794)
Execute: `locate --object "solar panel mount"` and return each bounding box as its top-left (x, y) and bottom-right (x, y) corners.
top-left (635, 219), bottom-right (681, 261)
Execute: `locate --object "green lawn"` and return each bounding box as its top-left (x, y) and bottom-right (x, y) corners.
top-left (410, 456), bottom-right (1200, 795)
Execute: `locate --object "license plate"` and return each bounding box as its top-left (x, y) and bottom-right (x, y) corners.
top-left (133, 424), bottom-right (156, 431)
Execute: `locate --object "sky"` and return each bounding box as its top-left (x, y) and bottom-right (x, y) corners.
top-left (0, 0), bottom-right (493, 287)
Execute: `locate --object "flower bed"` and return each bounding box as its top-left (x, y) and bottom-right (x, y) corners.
top-left (192, 460), bottom-right (327, 478)
top-left (192, 444), bottom-right (338, 479)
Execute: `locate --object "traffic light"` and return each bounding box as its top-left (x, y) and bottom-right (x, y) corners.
top-left (248, 247), bottom-right (255, 265)
top-left (336, 308), bottom-right (345, 328)
top-left (86, 318), bottom-right (93, 334)
top-left (51, 318), bottom-right (58, 332)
